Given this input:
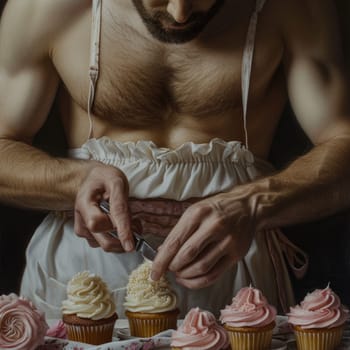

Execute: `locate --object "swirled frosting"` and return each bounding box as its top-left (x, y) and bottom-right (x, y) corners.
top-left (0, 293), bottom-right (48, 350)
top-left (220, 286), bottom-right (276, 328)
top-left (171, 307), bottom-right (229, 350)
top-left (62, 271), bottom-right (116, 320)
top-left (288, 286), bottom-right (349, 329)
top-left (124, 260), bottom-right (177, 313)
top-left (46, 320), bottom-right (67, 339)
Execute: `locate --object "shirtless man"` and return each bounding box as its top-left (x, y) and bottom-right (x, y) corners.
top-left (0, 0), bottom-right (349, 318)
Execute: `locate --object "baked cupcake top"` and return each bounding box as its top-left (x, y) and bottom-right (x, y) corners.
top-left (0, 293), bottom-right (48, 350)
top-left (62, 271), bottom-right (116, 321)
top-left (124, 260), bottom-right (177, 313)
top-left (288, 286), bottom-right (349, 329)
top-left (220, 286), bottom-right (276, 328)
top-left (171, 307), bottom-right (229, 350)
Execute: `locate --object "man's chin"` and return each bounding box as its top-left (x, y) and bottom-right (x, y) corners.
top-left (148, 25), bottom-right (203, 44)
top-left (153, 33), bottom-right (199, 44)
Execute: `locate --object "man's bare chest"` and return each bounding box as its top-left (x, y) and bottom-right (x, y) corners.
top-left (53, 9), bottom-right (283, 128)
top-left (94, 44), bottom-right (246, 126)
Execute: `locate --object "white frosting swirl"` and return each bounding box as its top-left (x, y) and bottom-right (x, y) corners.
top-left (62, 271), bottom-right (116, 320)
top-left (124, 261), bottom-right (177, 313)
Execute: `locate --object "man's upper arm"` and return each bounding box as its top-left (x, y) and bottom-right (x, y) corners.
top-left (282, 0), bottom-right (350, 145)
top-left (0, 0), bottom-right (62, 143)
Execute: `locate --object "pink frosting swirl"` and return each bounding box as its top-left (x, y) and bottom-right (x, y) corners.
top-left (0, 293), bottom-right (48, 350)
top-left (46, 320), bottom-right (67, 339)
top-left (288, 286), bottom-right (349, 329)
top-left (220, 286), bottom-right (276, 328)
top-left (171, 307), bottom-right (229, 350)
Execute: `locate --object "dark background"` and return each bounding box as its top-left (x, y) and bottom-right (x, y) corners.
top-left (0, 0), bottom-right (349, 305)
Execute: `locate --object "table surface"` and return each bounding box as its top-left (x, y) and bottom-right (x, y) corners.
top-left (42, 318), bottom-right (350, 350)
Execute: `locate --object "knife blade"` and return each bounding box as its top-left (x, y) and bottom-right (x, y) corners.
top-left (99, 200), bottom-right (157, 261)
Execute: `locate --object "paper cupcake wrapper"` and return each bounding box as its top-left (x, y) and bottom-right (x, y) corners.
top-left (294, 325), bottom-right (344, 350)
top-left (65, 322), bottom-right (115, 345)
top-left (126, 310), bottom-right (178, 338)
top-left (225, 325), bottom-right (274, 350)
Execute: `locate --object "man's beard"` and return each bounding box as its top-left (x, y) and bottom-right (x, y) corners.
top-left (132, 0), bottom-right (225, 44)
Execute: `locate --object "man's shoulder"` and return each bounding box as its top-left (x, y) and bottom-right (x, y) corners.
top-left (2, 0), bottom-right (90, 28)
top-left (0, 0), bottom-right (90, 67)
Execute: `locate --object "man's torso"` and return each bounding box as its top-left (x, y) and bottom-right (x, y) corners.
top-left (50, 0), bottom-right (287, 159)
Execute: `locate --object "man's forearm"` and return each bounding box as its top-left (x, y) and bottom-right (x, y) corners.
top-left (0, 139), bottom-right (96, 210)
top-left (248, 135), bottom-right (350, 230)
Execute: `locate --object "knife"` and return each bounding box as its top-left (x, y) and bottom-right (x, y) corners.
top-left (99, 200), bottom-right (157, 261)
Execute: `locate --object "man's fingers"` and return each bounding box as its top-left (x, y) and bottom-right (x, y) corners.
top-left (167, 224), bottom-right (221, 272)
top-left (167, 204), bottom-right (232, 272)
top-left (75, 208), bottom-right (124, 251)
top-left (151, 211), bottom-right (200, 281)
top-left (173, 236), bottom-right (232, 278)
top-left (74, 209), bottom-right (100, 242)
top-left (91, 232), bottom-right (124, 252)
top-left (86, 206), bottom-right (115, 233)
top-left (74, 165), bottom-right (134, 253)
top-left (86, 237), bottom-right (100, 248)
top-left (74, 209), bottom-right (89, 238)
top-left (175, 256), bottom-right (233, 289)
top-left (109, 179), bottom-right (134, 252)
top-left (76, 190), bottom-right (115, 234)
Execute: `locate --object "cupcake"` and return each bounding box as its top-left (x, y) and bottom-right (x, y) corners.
top-left (46, 320), bottom-right (67, 339)
top-left (62, 271), bottom-right (118, 345)
top-left (0, 293), bottom-right (48, 350)
top-left (288, 286), bottom-right (349, 350)
top-left (124, 260), bottom-right (179, 337)
top-left (171, 307), bottom-right (229, 350)
top-left (220, 286), bottom-right (276, 350)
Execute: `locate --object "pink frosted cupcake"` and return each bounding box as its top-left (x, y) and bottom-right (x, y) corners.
top-left (171, 307), bottom-right (229, 350)
top-left (0, 293), bottom-right (49, 350)
top-left (220, 286), bottom-right (276, 350)
top-left (47, 320), bottom-right (67, 339)
top-left (288, 286), bottom-right (348, 350)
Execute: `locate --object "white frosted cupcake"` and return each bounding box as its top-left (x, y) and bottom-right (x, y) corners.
top-left (124, 260), bottom-right (179, 337)
top-left (220, 286), bottom-right (276, 350)
top-left (288, 286), bottom-right (349, 350)
top-left (62, 271), bottom-right (118, 345)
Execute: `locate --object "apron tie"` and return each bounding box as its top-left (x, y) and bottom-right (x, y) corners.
top-left (266, 228), bottom-right (309, 312)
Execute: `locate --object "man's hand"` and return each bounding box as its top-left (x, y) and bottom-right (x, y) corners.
top-left (74, 163), bottom-right (134, 253)
top-left (150, 190), bottom-right (256, 289)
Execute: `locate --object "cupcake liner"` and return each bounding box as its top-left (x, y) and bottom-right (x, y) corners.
top-left (126, 309), bottom-right (179, 337)
top-left (63, 313), bottom-right (117, 345)
top-left (293, 324), bottom-right (344, 350)
top-left (224, 322), bottom-right (275, 350)
top-left (65, 322), bottom-right (115, 344)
